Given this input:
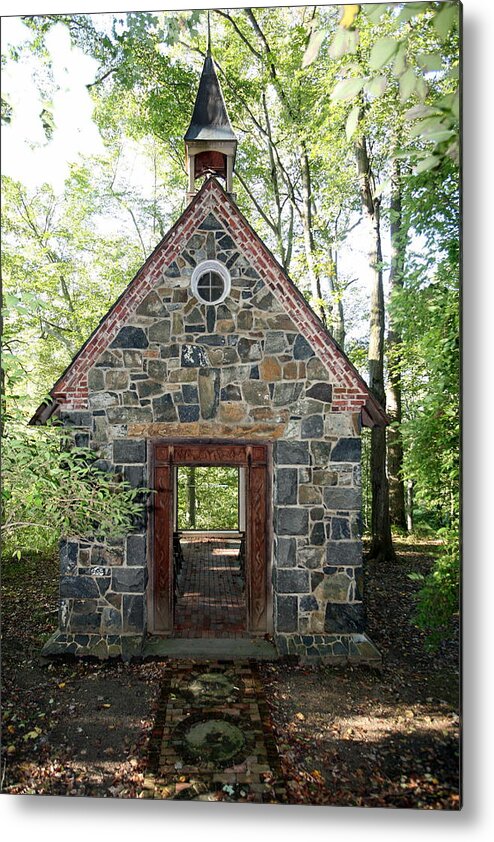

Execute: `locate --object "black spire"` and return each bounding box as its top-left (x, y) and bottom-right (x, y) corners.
top-left (184, 53), bottom-right (236, 142)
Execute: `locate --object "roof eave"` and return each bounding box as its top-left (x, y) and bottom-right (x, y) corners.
top-left (29, 398), bottom-right (60, 426)
top-left (361, 399), bottom-right (389, 429)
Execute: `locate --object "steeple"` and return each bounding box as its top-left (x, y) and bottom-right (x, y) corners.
top-left (184, 34), bottom-right (237, 200)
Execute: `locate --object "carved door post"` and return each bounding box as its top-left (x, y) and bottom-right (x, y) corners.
top-left (153, 446), bottom-right (173, 632)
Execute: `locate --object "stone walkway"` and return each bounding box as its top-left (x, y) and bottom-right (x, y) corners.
top-left (174, 538), bottom-right (247, 638)
top-left (144, 660), bottom-right (287, 803)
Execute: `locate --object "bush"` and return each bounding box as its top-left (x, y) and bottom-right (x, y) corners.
top-left (2, 418), bottom-right (148, 558)
top-left (410, 527), bottom-right (459, 650)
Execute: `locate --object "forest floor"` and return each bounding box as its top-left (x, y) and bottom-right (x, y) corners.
top-left (1, 536), bottom-right (460, 808)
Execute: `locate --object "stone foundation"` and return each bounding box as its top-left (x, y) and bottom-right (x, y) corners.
top-left (275, 633), bottom-right (381, 665)
top-left (40, 631), bottom-right (381, 666)
top-left (41, 631), bottom-right (144, 661)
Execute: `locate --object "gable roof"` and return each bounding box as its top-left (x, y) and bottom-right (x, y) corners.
top-left (30, 177), bottom-right (387, 428)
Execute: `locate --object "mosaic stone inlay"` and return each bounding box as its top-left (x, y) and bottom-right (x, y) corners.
top-left (178, 715), bottom-right (247, 766)
top-left (187, 672), bottom-right (239, 703)
top-left (144, 661), bottom-right (287, 803)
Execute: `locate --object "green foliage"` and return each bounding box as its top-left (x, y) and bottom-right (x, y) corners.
top-left (394, 275), bottom-right (459, 521)
top-left (306, 1), bottom-right (460, 168)
top-left (1, 166), bottom-right (147, 399)
top-left (392, 160), bottom-right (459, 526)
top-left (1, 419), bottom-right (147, 557)
top-left (176, 467), bottom-right (239, 531)
top-left (389, 154), bottom-right (459, 643)
top-left (410, 527), bottom-right (459, 649)
top-left (1, 290), bottom-right (149, 558)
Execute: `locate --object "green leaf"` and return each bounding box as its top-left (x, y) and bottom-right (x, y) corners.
top-left (329, 27), bottom-right (348, 59)
top-left (392, 42), bottom-right (407, 76)
top-left (331, 76), bottom-right (366, 102)
top-left (302, 29), bottom-right (326, 67)
top-left (345, 105), bottom-right (360, 140)
top-left (435, 92), bottom-right (457, 113)
top-left (329, 27), bottom-right (359, 58)
top-left (365, 75), bottom-right (388, 98)
top-left (373, 178), bottom-right (391, 198)
top-left (422, 129), bottom-right (456, 144)
top-left (404, 104), bottom-right (439, 120)
top-left (417, 51), bottom-right (443, 72)
top-left (24, 727), bottom-right (42, 740)
top-left (408, 571), bottom-right (425, 582)
top-left (433, 3), bottom-right (459, 41)
top-left (399, 67), bottom-right (417, 102)
top-left (369, 37), bottom-right (399, 70)
top-left (415, 75), bottom-right (428, 101)
top-left (414, 155), bottom-right (441, 175)
top-left (362, 3), bottom-right (389, 24)
top-left (409, 116), bottom-right (448, 138)
top-left (397, 2), bottom-right (433, 23)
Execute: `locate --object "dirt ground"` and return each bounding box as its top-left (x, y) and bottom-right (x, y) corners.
top-left (0, 536), bottom-right (459, 807)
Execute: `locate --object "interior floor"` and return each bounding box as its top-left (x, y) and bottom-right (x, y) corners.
top-left (173, 536), bottom-right (247, 638)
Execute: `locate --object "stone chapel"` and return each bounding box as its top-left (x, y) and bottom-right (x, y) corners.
top-left (34, 49), bottom-right (386, 664)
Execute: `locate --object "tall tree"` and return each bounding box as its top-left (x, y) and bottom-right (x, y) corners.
top-left (386, 154), bottom-right (408, 530)
top-left (355, 128), bottom-right (395, 561)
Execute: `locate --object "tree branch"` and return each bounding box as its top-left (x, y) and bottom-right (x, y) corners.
top-left (86, 66), bottom-right (119, 89)
top-left (234, 169), bottom-right (278, 236)
top-left (213, 10), bottom-right (263, 60)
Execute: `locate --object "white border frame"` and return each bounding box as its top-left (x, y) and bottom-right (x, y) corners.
top-left (191, 259), bottom-right (231, 305)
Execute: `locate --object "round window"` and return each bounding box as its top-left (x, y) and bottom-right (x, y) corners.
top-left (191, 260), bottom-right (231, 305)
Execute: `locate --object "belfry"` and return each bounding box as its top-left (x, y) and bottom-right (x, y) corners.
top-left (184, 49), bottom-right (237, 198)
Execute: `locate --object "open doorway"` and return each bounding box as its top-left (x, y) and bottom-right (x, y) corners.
top-left (173, 466), bottom-right (247, 637)
top-left (152, 442), bottom-right (269, 638)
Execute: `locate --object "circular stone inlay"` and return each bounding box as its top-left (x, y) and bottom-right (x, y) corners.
top-left (183, 719), bottom-right (246, 764)
top-left (187, 673), bottom-right (236, 702)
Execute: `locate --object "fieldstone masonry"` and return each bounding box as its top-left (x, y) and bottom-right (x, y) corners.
top-left (39, 179), bottom-right (381, 665)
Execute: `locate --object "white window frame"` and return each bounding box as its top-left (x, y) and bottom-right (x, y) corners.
top-left (191, 259), bottom-right (231, 305)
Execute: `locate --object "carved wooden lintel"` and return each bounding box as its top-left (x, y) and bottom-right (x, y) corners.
top-left (128, 419), bottom-right (287, 441)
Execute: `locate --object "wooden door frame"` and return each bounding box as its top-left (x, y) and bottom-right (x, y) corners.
top-left (148, 438), bottom-right (272, 636)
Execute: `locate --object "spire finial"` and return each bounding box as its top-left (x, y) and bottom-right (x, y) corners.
top-left (207, 9), bottom-right (211, 56)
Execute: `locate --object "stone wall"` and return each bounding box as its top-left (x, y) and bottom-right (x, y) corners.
top-left (43, 198), bottom-right (378, 663)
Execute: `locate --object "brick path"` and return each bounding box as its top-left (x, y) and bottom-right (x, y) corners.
top-left (174, 537), bottom-right (247, 637)
top-left (144, 661), bottom-right (287, 803)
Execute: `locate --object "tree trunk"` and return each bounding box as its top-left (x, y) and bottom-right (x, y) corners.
top-left (187, 467), bottom-right (196, 528)
top-left (355, 131), bottom-right (395, 562)
top-left (328, 246), bottom-right (345, 348)
top-left (386, 156), bottom-right (407, 530)
top-left (300, 147), bottom-right (326, 322)
top-left (242, 10), bottom-right (327, 322)
top-left (406, 479), bottom-right (414, 533)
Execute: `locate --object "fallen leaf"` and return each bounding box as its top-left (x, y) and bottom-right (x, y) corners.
top-left (23, 728), bottom-right (42, 740)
